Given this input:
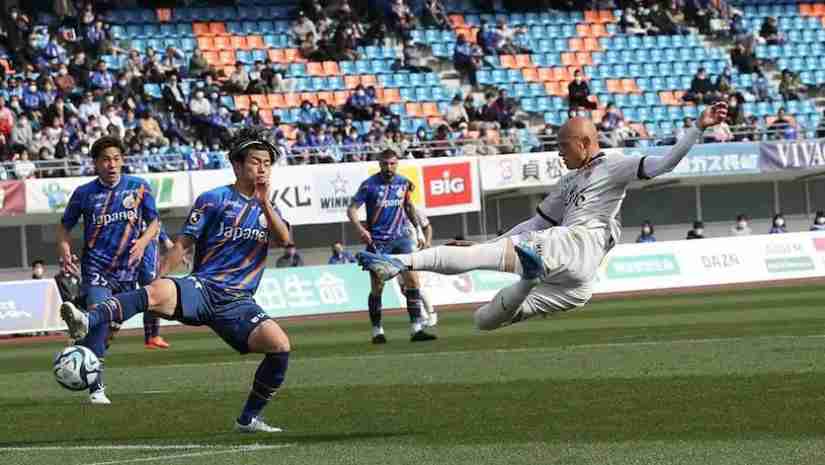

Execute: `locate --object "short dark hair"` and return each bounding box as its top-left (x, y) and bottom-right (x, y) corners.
top-left (32, 260), bottom-right (44, 267)
top-left (379, 149), bottom-right (398, 160)
top-left (90, 136), bottom-right (126, 159)
top-left (228, 126), bottom-right (277, 164)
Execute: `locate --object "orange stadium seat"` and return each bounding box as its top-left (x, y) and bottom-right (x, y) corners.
top-left (197, 37), bottom-right (215, 50)
top-left (259, 111), bottom-right (274, 126)
top-left (234, 95), bottom-right (250, 110)
top-left (598, 10), bottom-right (616, 23)
top-left (306, 62), bottom-right (324, 76)
top-left (229, 36), bottom-right (247, 50)
top-left (405, 103), bottom-right (423, 117)
top-left (156, 9), bottom-right (171, 22)
top-left (344, 75), bottom-right (361, 88)
top-left (279, 125), bottom-right (297, 139)
top-left (299, 92), bottom-right (319, 106)
top-left (621, 78), bottom-right (639, 93)
top-left (499, 55), bottom-right (517, 68)
top-left (537, 67), bottom-right (554, 82)
top-left (322, 61), bottom-right (340, 75)
top-left (246, 36), bottom-right (265, 49)
top-left (561, 52), bottom-right (576, 66)
top-left (382, 88), bottom-right (401, 103)
top-left (193, 22), bottom-right (210, 35)
top-left (515, 54), bottom-right (532, 68)
top-left (584, 37), bottom-right (601, 51)
top-left (217, 50), bottom-right (235, 65)
top-left (590, 24), bottom-right (608, 38)
top-left (213, 35), bottom-right (231, 50)
top-left (544, 81), bottom-right (564, 96)
top-left (283, 92), bottom-right (300, 107)
top-left (449, 15), bottom-right (466, 27)
top-left (427, 117), bottom-right (445, 127)
top-left (801, 4), bottom-right (814, 15)
top-left (202, 50), bottom-right (219, 65)
top-left (522, 68), bottom-right (539, 81)
top-left (267, 93), bottom-right (286, 108)
top-left (584, 10), bottom-right (600, 23)
top-left (576, 25), bottom-right (592, 37)
top-left (606, 79), bottom-right (622, 93)
top-left (554, 67), bottom-right (571, 81)
top-left (268, 49), bottom-right (286, 63)
top-left (333, 90), bottom-right (350, 106)
top-left (568, 38), bottom-right (584, 51)
top-left (283, 49), bottom-right (303, 62)
top-left (359, 75), bottom-right (377, 87)
top-left (250, 94), bottom-right (269, 109)
top-left (208, 22), bottom-right (227, 35)
top-left (316, 91), bottom-right (334, 104)
top-left (422, 102), bottom-right (440, 116)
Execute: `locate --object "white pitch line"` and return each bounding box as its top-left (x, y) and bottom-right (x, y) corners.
top-left (85, 444), bottom-right (292, 465)
top-left (0, 444), bottom-right (286, 452)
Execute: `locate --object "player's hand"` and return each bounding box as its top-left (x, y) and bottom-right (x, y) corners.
top-left (128, 239), bottom-right (147, 267)
top-left (254, 178), bottom-right (271, 206)
top-left (698, 102), bottom-right (728, 130)
top-left (423, 239), bottom-right (432, 249)
top-left (359, 228), bottom-right (372, 245)
top-left (60, 252), bottom-right (80, 276)
top-left (445, 239), bottom-right (476, 247)
top-left (417, 238), bottom-right (426, 249)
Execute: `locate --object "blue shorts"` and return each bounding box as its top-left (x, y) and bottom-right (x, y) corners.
top-left (169, 276), bottom-right (270, 354)
top-left (368, 237), bottom-right (415, 255)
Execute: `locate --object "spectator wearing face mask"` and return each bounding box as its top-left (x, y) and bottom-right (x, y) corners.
top-left (568, 70), bottom-right (597, 110)
top-left (731, 214), bottom-right (752, 236)
top-left (636, 221), bottom-right (656, 243)
top-left (769, 214), bottom-right (787, 234)
top-left (686, 220), bottom-right (705, 240)
top-left (811, 211), bottom-right (825, 231)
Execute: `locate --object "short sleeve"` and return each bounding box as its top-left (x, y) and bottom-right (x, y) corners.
top-left (351, 180), bottom-right (370, 207)
top-left (180, 192), bottom-right (217, 241)
top-left (139, 182), bottom-right (159, 223)
top-left (61, 188), bottom-right (84, 230)
top-left (537, 190), bottom-right (563, 226)
top-left (158, 226), bottom-right (170, 243)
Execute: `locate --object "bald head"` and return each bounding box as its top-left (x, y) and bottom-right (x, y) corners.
top-left (558, 117), bottom-right (601, 170)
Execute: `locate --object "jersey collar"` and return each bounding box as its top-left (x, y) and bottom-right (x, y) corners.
top-left (96, 176), bottom-right (123, 190)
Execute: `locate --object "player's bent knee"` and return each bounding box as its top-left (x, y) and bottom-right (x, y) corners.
top-left (249, 320), bottom-right (291, 353)
top-left (145, 279), bottom-right (177, 316)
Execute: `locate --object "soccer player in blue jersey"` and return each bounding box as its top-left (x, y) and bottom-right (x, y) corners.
top-left (347, 149), bottom-right (436, 344)
top-left (139, 223), bottom-right (174, 349)
top-left (61, 127), bottom-right (292, 433)
top-left (56, 136), bottom-right (160, 405)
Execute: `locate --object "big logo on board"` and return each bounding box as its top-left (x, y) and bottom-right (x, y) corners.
top-left (422, 162), bottom-right (472, 207)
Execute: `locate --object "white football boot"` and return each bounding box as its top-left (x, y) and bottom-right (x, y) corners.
top-left (89, 388), bottom-right (111, 405)
top-left (60, 301), bottom-right (89, 340)
top-left (234, 417), bottom-right (283, 433)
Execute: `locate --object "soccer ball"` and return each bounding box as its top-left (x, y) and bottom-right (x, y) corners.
top-left (53, 345), bottom-right (101, 391)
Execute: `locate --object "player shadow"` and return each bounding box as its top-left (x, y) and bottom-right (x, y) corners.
top-left (208, 430), bottom-right (416, 445)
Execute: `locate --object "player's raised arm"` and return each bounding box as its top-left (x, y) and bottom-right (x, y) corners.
top-left (641, 102), bottom-right (728, 179)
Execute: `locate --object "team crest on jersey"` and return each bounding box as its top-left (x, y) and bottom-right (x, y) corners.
top-left (122, 193), bottom-right (136, 210)
top-left (258, 213), bottom-right (268, 228)
top-left (189, 210), bottom-right (203, 225)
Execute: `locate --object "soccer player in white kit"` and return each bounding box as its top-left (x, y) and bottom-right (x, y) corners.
top-left (357, 103), bottom-right (727, 330)
top-left (399, 208), bottom-right (437, 327)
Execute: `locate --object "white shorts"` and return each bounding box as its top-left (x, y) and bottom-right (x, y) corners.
top-left (510, 226), bottom-right (608, 313)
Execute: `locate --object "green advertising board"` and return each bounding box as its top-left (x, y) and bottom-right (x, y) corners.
top-left (606, 254), bottom-right (681, 279)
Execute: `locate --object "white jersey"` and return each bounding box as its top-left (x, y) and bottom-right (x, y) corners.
top-left (405, 209), bottom-right (430, 244)
top-left (537, 152), bottom-right (647, 248)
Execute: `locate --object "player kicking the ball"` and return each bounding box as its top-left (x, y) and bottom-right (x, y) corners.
top-left (358, 103), bottom-right (727, 329)
top-left (61, 127), bottom-right (293, 433)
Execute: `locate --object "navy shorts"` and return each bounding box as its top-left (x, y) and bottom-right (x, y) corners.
top-left (170, 276), bottom-right (270, 354)
top-left (368, 237), bottom-right (415, 255)
top-left (84, 279), bottom-right (137, 309)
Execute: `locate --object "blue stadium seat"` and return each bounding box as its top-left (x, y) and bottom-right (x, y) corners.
top-left (590, 79), bottom-right (605, 94)
top-left (327, 76), bottom-right (345, 90)
top-left (288, 63), bottom-right (306, 76)
top-left (143, 83), bottom-right (161, 99)
top-left (236, 50), bottom-right (253, 64)
top-left (180, 38), bottom-right (197, 51)
top-left (644, 92), bottom-right (658, 106)
top-left (521, 97), bottom-right (537, 112)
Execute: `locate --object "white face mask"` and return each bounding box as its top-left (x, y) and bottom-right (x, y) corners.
top-left (775, 219), bottom-right (785, 227)
top-left (641, 226), bottom-right (651, 235)
top-left (816, 217), bottom-right (825, 225)
top-left (737, 221), bottom-right (747, 229)
top-left (694, 228), bottom-right (704, 236)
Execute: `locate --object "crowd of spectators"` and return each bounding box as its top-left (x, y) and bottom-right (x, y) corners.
top-left (0, 0), bottom-right (822, 180)
top-left (636, 211), bottom-right (825, 243)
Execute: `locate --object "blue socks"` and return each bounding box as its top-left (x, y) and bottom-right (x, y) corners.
top-left (88, 288), bottom-right (149, 329)
top-left (143, 313), bottom-right (160, 342)
top-left (405, 288), bottom-right (423, 322)
top-left (238, 352), bottom-right (290, 425)
top-left (368, 294), bottom-right (382, 328)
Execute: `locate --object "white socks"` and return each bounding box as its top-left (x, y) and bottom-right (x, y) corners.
top-left (372, 326), bottom-right (384, 337)
top-left (394, 241), bottom-right (523, 276)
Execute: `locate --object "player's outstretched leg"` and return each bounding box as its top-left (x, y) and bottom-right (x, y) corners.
top-left (235, 320), bottom-right (291, 433)
top-left (357, 239), bottom-right (545, 282)
top-left (473, 279), bottom-right (539, 331)
top-left (143, 313), bottom-right (170, 349)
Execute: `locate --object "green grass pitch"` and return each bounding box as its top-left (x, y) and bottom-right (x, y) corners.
top-left (2, 284), bottom-right (825, 465)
